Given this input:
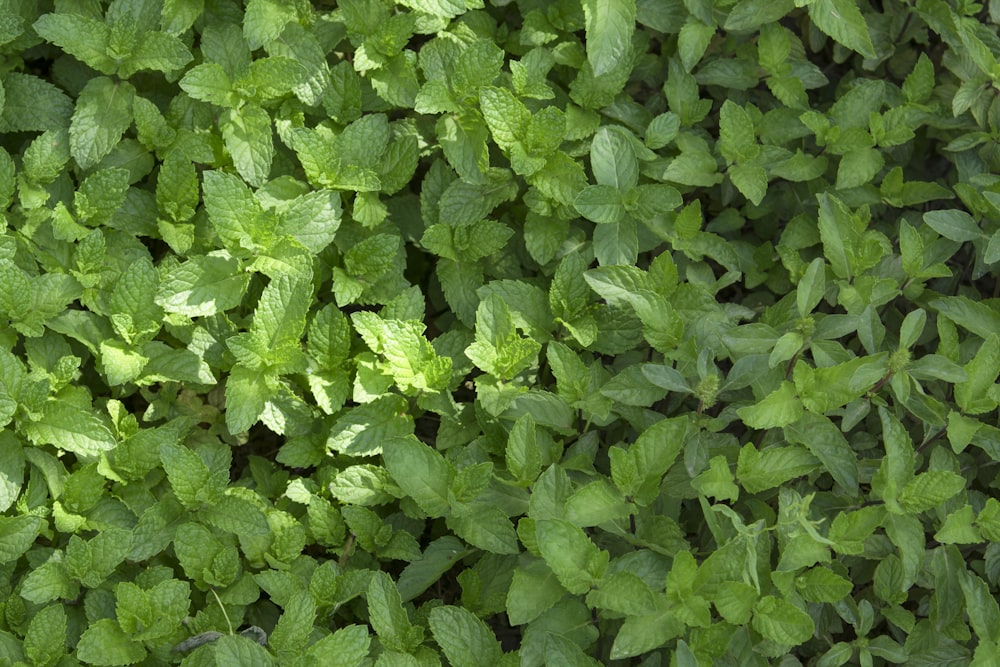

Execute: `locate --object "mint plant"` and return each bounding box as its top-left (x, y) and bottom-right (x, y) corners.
top-left (2, 0), bottom-right (1000, 664)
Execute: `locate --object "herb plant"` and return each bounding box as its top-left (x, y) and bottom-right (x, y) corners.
top-left (2, 0), bottom-right (1000, 665)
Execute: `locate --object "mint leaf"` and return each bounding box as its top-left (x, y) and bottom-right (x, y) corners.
top-left (75, 619), bottom-right (146, 666)
top-left (23, 402), bottom-right (116, 457)
top-left (156, 254), bottom-right (250, 317)
top-left (33, 11), bottom-right (115, 74)
top-left (808, 0), bottom-right (876, 58)
top-left (382, 436), bottom-right (454, 518)
top-left (221, 104), bottom-right (274, 187)
top-left (428, 606), bottom-right (503, 667)
top-left (69, 77), bottom-right (134, 169)
top-left (535, 518), bottom-right (608, 594)
top-left (582, 0), bottom-right (637, 76)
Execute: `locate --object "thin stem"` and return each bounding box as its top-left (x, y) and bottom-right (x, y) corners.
top-left (210, 589), bottom-right (234, 635)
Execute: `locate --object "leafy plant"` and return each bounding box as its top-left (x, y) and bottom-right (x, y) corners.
top-left (2, 0), bottom-right (1000, 665)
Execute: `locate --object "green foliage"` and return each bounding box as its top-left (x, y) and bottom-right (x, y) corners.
top-left (0, 0), bottom-right (999, 664)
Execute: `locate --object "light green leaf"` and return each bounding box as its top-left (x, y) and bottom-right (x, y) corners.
top-left (75, 619), bottom-right (146, 666)
top-left (737, 381), bottom-right (802, 429)
top-left (306, 625), bottom-right (372, 666)
top-left (428, 606), bottom-right (504, 667)
top-left (0, 515), bottom-right (41, 563)
top-left (898, 471), bottom-right (966, 514)
top-left (24, 603), bottom-right (67, 666)
top-left (23, 402), bottom-right (116, 457)
top-left (179, 62), bottom-right (236, 106)
top-left (382, 436), bottom-right (454, 518)
top-left (785, 413), bottom-right (860, 495)
top-left (123, 31), bottom-right (193, 75)
top-left (367, 571), bottom-right (419, 653)
top-left (535, 518), bottom-right (608, 594)
top-left (33, 11), bottom-right (115, 74)
top-left (752, 596), bottom-right (815, 646)
top-left (718, 100), bottom-right (757, 163)
top-left (808, 0), bottom-right (876, 58)
top-left (506, 557), bottom-right (566, 625)
top-left (244, 0), bottom-right (298, 50)
top-left (156, 254), bottom-right (250, 317)
top-left (479, 86), bottom-right (529, 152)
top-left (923, 209), bottom-right (983, 243)
top-left (736, 443), bottom-right (818, 494)
top-left (609, 605), bottom-right (684, 659)
top-left (575, 184), bottom-right (625, 224)
top-left (221, 104), bottom-right (274, 188)
top-left (225, 364), bottom-right (269, 435)
top-left (796, 567), bottom-right (853, 603)
top-left (590, 126), bottom-right (638, 190)
top-left (202, 170), bottom-right (267, 252)
top-left (582, 0), bottom-right (637, 76)
top-left (69, 77), bottom-right (134, 169)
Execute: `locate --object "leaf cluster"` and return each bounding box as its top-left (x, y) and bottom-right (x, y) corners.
top-left (1, 0), bottom-right (1000, 665)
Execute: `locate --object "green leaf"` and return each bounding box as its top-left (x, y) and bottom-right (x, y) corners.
top-left (479, 86), bottom-right (529, 152)
top-left (382, 436), bottom-right (455, 518)
top-left (24, 603), bottom-right (68, 666)
top-left (898, 471), bottom-right (966, 514)
top-left (785, 413), bottom-right (860, 495)
top-left (590, 126), bottom-right (638, 189)
top-left (609, 604), bottom-right (685, 659)
top-left (575, 184), bottom-right (626, 224)
top-left (221, 104), bottom-right (274, 188)
top-left (367, 570), bottom-right (420, 653)
top-left (203, 170), bottom-right (268, 252)
top-left (69, 77), bottom-right (134, 169)
top-left (737, 381), bottom-right (803, 429)
top-left (159, 440), bottom-right (217, 509)
top-left (270, 590), bottom-right (317, 655)
top-left (816, 192), bottom-right (854, 280)
top-left (179, 62), bottom-right (236, 106)
top-left (156, 254), bottom-right (250, 317)
top-left (466, 294), bottom-right (541, 380)
top-left (23, 402), bottom-right (116, 457)
top-left (737, 443), bottom-right (819, 494)
top-left (691, 455), bottom-right (740, 502)
top-left (428, 606), bottom-right (504, 667)
top-left (796, 567), bottom-right (853, 603)
top-left (0, 515), bottom-right (41, 563)
top-left (931, 298), bottom-right (1000, 342)
top-left (506, 557), bottom-right (566, 625)
top-left (728, 162), bottom-right (768, 205)
top-left (582, 0), bottom-right (637, 76)
top-left (115, 579), bottom-right (191, 641)
top-left (535, 518), bottom-right (608, 594)
top-left (0, 73), bottom-right (74, 132)
top-left (836, 147), bottom-right (883, 189)
top-left (872, 407), bottom-right (915, 510)
top-left (75, 619), bottom-right (146, 666)
top-left (0, 432), bottom-right (24, 512)
top-left (808, 0), bottom-right (877, 58)
top-left (327, 395), bottom-right (413, 456)
top-left (33, 11), bottom-right (115, 74)
top-left (123, 30), bottom-right (193, 75)
top-left (922, 209), bottom-right (982, 242)
top-left (752, 596), bottom-right (815, 646)
top-left (955, 334), bottom-right (1000, 415)
top-left (718, 100), bottom-right (757, 163)
top-left (244, 0), bottom-right (298, 50)
top-left (225, 364), bottom-right (269, 434)
top-left (566, 479), bottom-right (632, 526)
top-left (397, 537), bottom-right (471, 603)
top-left (797, 258), bottom-right (827, 317)
top-left (306, 625), bottom-right (372, 666)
